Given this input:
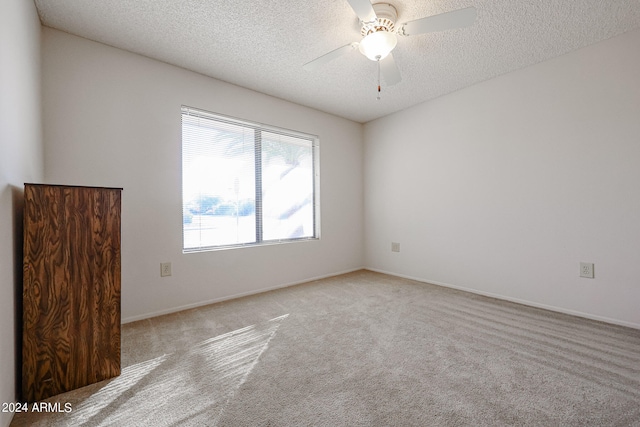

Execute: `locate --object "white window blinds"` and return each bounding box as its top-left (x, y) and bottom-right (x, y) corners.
top-left (182, 106), bottom-right (319, 251)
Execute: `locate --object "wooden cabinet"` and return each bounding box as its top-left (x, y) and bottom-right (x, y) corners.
top-left (22, 184), bottom-right (122, 402)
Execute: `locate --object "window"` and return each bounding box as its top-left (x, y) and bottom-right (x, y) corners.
top-left (182, 106), bottom-right (320, 251)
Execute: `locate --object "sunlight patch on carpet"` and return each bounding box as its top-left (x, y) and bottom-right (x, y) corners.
top-left (26, 314), bottom-right (289, 427)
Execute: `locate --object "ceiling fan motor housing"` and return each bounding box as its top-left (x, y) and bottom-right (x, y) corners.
top-left (361, 3), bottom-right (398, 36)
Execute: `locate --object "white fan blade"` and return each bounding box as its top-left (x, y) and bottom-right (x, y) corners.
top-left (346, 0), bottom-right (377, 22)
top-left (303, 43), bottom-right (359, 71)
top-left (399, 7), bottom-right (476, 36)
top-left (380, 53), bottom-right (401, 86)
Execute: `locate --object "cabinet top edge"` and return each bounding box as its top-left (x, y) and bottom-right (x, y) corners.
top-left (25, 183), bottom-right (123, 191)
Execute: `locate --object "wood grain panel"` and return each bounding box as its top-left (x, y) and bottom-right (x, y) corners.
top-left (22, 184), bottom-right (121, 402)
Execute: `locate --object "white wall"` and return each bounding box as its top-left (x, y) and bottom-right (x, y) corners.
top-left (41, 28), bottom-right (364, 322)
top-left (0, 0), bottom-right (43, 424)
top-left (364, 28), bottom-right (640, 328)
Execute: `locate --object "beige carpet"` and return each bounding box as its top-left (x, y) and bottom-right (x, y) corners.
top-left (11, 270), bottom-right (640, 426)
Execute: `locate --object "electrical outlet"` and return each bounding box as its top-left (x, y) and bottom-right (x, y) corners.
top-left (161, 262), bottom-right (172, 277)
top-left (391, 242), bottom-right (400, 252)
top-left (580, 262), bottom-right (594, 279)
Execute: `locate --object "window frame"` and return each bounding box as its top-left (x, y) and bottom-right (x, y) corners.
top-left (181, 105), bottom-right (320, 252)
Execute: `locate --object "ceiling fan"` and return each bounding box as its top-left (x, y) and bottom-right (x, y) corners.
top-left (303, 0), bottom-right (477, 97)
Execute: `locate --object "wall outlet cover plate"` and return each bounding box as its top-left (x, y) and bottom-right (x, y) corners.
top-left (580, 262), bottom-right (594, 279)
top-left (161, 262), bottom-right (172, 277)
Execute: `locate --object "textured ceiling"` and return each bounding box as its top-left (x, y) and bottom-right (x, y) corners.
top-left (35, 0), bottom-right (640, 123)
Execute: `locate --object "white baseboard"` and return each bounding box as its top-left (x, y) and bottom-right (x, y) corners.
top-left (364, 267), bottom-right (640, 330)
top-left (121, 267), bottom-right (363, 324)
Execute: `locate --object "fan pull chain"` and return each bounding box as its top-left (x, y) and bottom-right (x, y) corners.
top-left (376, 56), bottom-right (381, 100)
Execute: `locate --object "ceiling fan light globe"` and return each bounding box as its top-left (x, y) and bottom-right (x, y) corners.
top-left (358, 31), bottom-right (397, 61)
